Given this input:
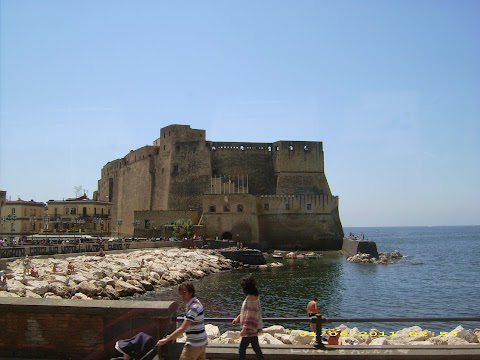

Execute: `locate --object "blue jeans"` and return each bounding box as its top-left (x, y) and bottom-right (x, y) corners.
top-left (238, 336), bottom-right (264, 360)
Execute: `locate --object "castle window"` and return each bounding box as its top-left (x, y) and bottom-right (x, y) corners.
top-left (176, 145), bottom-right (180, 151)
top-left (289, 145), bottom-right (293, 151)
top-left (264, 203), bottom-right (269, 210)
top-left (163, 132), bottom-right (165, 138)
top-left (169, 131), bottom-right (171, 136)
top-left (304, 145), bottom-right (308, 151)
top-left (286, 203), bottom-right (290, 210)
top-left (209, 206), bottom-right (216, 212)
top-left (275, 146), bottom-right (279, 151)
top-left (164, 145), bottom-right (166, 150)
top-left (224, 204), bottom-right (230, 212)
top-left (173, 164), bottom-right (178, 173)
top-left (307, 204), bottom-right (312, 210)
top-left (162, 168), bottom-right (164, 174)
top-left (237, 204), bottom-right (243, 212)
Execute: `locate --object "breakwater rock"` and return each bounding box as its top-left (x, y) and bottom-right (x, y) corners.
top-left (0, 249), bottom-right (239, 300)
top-left (347, 250), bottom-right (402, 264)
top-left (200, 324), bottom-right (480, 346)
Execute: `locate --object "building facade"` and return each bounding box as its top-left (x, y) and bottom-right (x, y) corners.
top-left (97, 124), bottom-right (344, 250)
top-left (0, 198), bottom-right (45, 240)
top-left (46, 195), bottom-right (112, 237)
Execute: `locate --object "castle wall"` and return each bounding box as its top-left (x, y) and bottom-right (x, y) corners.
top-left (166, 140), bottom-right (211, 211)
top-left (113, 155), bottom-right (155, 237)
top-left (256, 195), bottom-right (343, 250)
top-left (273, 141), bottom-right (331, 196)
top-left (202, 194), bottom-right (259, 242)
top-left (210, 142), bottom-right (277, 195)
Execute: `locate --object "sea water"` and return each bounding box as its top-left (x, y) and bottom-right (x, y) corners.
top-left (130, 226), bottom-right (480, 333)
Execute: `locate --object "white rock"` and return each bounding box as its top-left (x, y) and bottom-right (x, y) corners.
top-left (7, 279), bottom-right (27, 297)
top-left (220, 331), bottom-right (241, 340)
top-left (205, 324), bottom-right (221, 339)
top-left (447, 337), bottom-right (471, 345)
top-left (259, 333), bottom-right (284, 345)
top-left (262, 325), bottom-right (288, 335)
top-left (450, 325), bottom-right (479, 343)
top-left (289, 330), bottom-right (315, 345)
top-left (369, 337), bottom-right (389, 345)
top-left (0, 291), bottom-right (20, 298)
top-left (72, 292), bottom-right (92, 300)
top-left (25, 289), bottom-right (42, 298)
top-left (43, 292), bottom-right (62, 299)
top-left (24, 279), bottom-right (51, 296)
top-left (273, 333), bottom-right (291, 344)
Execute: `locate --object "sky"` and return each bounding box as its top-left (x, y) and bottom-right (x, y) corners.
top-left (1, 0), bottom-right (479, 227)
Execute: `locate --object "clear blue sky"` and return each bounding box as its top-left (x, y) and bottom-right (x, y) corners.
top-left (1, 0), bottom-right (479, 227)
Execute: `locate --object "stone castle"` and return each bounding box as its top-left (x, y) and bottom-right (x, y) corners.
top-left (96, 124), bottom-right (343, 250)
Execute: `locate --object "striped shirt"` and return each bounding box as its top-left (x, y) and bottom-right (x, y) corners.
top-left (184, 296), bottom-right (208, 347)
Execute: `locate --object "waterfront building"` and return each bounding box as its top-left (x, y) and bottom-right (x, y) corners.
top-left (46, 194), bottom-right (112, 237)
top-left (0, 195), bottom-right (45, 240)
top-left (97, 124), bottom-right (343, 250)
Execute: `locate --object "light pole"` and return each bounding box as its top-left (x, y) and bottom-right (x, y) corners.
top-left (1, 216), bottom-right (6, 239)
top-left (8, 214), bottom-right (16, 242)
top-left (29, 216), bottom-right (36, 235)
top-left (78, 218), bottom-right (85, 233)
top-left (43, 215), bottom-right (50, 232)
top-left (55, 217), bottom-right (62, 242)
top-left (117, 219), bottom-right (123, 240)
top-left (132, 220), bottom-right (140, 239)
top-left (96, 218), bottom-right (104, 238)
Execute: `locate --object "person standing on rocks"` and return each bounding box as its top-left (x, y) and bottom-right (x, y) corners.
top-left (232, 275), bottom-right (264, 360)
top-left (22, 255), bottom-right (32, 275)
top-left (156, 282), bottom-right (208, 360)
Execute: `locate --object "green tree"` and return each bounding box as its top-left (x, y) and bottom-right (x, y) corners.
top-left (173, 218), bottom-right (193, 239)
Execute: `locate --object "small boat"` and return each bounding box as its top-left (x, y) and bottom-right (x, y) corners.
top-left (305, 252), bottom-right (323, 259)
top-left (272, 253), bottom-right (283, 259)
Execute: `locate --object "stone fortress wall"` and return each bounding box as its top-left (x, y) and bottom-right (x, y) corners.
top-left (97, 124), bottom-right (344, 250)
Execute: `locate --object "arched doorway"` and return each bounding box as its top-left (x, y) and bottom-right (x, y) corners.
top-left (221, 231), bottom-right (233, 240)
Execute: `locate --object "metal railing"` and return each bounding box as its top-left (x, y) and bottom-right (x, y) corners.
top-left (178, 316), bottom-right (480, 348)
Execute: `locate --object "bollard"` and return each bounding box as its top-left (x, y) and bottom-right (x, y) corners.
top-left (314, 314), bottom-right (326, 349)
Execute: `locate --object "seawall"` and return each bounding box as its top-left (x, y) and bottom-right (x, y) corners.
top-left (0, 298), bottom-right (178, 360)
top-left (341, 238), bottom-right (379, 258)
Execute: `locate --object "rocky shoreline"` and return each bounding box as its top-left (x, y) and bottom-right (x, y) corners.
top-left (347, 250), bottom-right (403, 264)
top-left (0, 248), bottom-right (280, 299)
top-left (201, 324), bottom-right (480, 346)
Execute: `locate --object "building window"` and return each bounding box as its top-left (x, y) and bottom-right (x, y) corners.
top-left (286, 203), bottom-right (290, 210)
top-left (237, 204), bottom-right (244, 212)
top-left (224, 205), bottom-right (230, 212)
top-left (264, 203), bottom-right (269, 210)
top-left (209, 206), bottom-right (216, 212)
top-left (307, 204), bottom-right (312, 210)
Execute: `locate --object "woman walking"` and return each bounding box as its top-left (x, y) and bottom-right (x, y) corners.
top-left (232, 275), bottom-right (264, 360)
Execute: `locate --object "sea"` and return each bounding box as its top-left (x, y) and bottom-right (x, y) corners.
top-left (128, 226), bottom-right (480, 334)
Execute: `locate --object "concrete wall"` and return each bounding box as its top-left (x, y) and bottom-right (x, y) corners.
top-left (342, 238), bottom-right (379, 258)
top-left (0, 298), bottom-right (179, 360)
